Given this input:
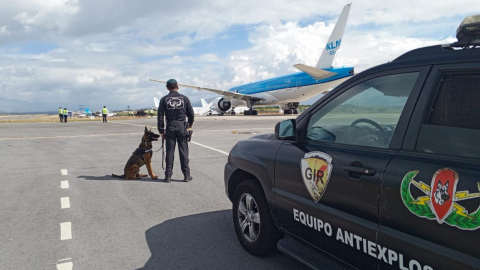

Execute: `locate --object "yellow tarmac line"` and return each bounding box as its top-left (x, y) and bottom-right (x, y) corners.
top-left (0, 132), bottom-right (140, 141)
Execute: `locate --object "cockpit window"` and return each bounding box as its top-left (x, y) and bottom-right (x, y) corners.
top-left (306, 72), bottom-right (419, 148)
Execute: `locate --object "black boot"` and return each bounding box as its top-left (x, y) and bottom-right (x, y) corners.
top-left (184, 174), bottom-right (193, 182)
top-left (164, 175), bottom-right (172, 183)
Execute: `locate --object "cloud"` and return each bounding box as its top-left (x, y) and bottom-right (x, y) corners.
top-left (0, 0), bottom-right (478, 112)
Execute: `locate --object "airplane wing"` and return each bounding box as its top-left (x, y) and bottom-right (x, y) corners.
top-left (149, 79), bottom-right (264, 102)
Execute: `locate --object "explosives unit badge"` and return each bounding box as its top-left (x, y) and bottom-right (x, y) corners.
top-left (401, 168), bottom-right (480, 230)
top-left (301, 152), bottom-right (333, 202)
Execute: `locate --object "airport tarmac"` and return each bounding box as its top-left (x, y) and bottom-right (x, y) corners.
top-left (0, 115), bottom-right (314, 270)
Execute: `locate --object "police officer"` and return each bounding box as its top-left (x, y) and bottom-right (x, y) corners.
top-left (102, 106), bottom-right (108, 123)
top-left (157, 79), bottom-right (194, 183)
top-left (58, 107), bottom-right (63, 123)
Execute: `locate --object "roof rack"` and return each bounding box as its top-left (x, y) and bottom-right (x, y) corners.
top-left (447, 13), bottom-right (480, 49)
top-left (442, 41), bottom-right (480, 49)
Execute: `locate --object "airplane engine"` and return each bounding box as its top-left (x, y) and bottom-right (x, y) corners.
top-left (212, 97), bottom-right (231, 113)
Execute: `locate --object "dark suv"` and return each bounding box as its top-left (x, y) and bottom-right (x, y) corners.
top-left (224, 16), bottom-right (480, 270)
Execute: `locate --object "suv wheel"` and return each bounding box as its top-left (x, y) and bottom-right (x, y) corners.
top-left (232, 179), bottom-right (283, 256)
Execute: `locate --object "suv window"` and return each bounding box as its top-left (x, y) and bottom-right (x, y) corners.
top-left (306, 72), bottom-right (419, 148)
top-left (416, 72), bottom-right (480, 159)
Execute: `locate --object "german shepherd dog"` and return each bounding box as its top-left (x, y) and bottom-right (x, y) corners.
top-left (434, 180), bottom-right (450, 205)
top-left (112, 127), bottom-right (160, 180)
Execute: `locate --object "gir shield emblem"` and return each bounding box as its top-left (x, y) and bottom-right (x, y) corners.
top-left (301, 152), bottom-right (333, 202)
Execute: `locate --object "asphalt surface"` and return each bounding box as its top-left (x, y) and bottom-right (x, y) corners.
top-left (0, 115), bottom-right (311, 270)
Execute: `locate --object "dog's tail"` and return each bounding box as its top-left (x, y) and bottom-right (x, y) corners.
top-left (111, 173), bottom-right (126, 179)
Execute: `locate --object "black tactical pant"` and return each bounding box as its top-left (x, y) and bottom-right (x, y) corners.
top-left (165, 121), bottom-right (189, 177)
top-left (103, 114), bottom-right (107, 123)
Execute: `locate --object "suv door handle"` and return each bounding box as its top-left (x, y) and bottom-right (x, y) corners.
top-left (342, 166), bottom-right (376, 176)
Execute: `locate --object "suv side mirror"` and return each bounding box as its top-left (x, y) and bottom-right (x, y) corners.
top-left (275, 119), bottom-right (296, 140)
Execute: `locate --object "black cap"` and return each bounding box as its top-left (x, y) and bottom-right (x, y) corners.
top-left (166, 79), bottom-right (177, 86)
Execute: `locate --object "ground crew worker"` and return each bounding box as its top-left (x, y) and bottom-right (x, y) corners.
top-left (63, 108), bottom-right (68, 123)
top-left (150, 109), bottom-right (154, 118)
top-left (102, 106), bottom-right (108, 123)
top-left (58, 107), bottom-right (63, 123)
top-left (157, 79), bottom-right (194, 183)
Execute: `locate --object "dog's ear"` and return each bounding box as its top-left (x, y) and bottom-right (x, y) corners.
top-left (445, 181), bottom-right (449, 189)
top-left (144, 126), bottom-right (148, 133)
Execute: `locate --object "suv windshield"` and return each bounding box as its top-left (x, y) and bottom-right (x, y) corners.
top-left (306, 72), bottom-right (419, 148)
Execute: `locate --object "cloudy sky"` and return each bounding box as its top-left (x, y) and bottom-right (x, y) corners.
top-left (0, 0), bottom-right (478, 112)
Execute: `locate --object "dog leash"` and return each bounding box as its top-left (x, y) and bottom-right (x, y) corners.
top-left (161, 137), bottom-right (165, 170)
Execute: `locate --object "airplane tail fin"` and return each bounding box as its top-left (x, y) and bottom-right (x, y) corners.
top-left (154, 97), bottom-right (160, 109)
top-left (315, 3), bottom-right (351, 69)
top-left (201, 98), bottom-right (209, 108)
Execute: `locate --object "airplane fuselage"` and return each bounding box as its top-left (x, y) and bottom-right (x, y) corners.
top-left (227, 67), bottom-right (354, 107)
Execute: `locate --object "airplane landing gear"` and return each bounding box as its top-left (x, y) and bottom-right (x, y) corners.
top-left (244, 109), bottom-right (258, 116)
top-left (245, 100), bottom-right (258, 116)
top-left (283, 102), bottom-right (299, 115)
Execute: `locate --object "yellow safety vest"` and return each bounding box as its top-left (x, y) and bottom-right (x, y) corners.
top-left (150, 110), bottom-right (153, 114)
top-left (103, 108), bottom-right (107, 114)
top-left (58, 109), bottom-right (62, 114)
top-left (63, 109), bottom-right (67, 115)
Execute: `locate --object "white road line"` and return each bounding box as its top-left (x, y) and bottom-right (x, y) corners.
top-left (61, 169), bottom-right (68, 175)
top-left (61, 197), bottom-right (70, 209)
top-left (58, 258), bottom-right (71, 262)
top-left (60, 222), bottom-right (72, 240)
top-left (191, 141), bottom-right (229, 156)
top-left (56, 262), bottom-right (73, 270)
top-left (61, 180), bottom-right (69, 189)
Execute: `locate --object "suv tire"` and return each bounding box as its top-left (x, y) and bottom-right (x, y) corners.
top-left (232, 179), bottom-right (283, 256)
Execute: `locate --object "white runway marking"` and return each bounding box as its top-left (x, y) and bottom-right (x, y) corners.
top-left (56, 262), bottom-right (73, 270)
top-left (61, 197), bottom-right (70, 209)
top-left (191, 141), bottom-right (229, 155)
top-left (61, 169), bottom-right (68, 175)
top-left (60, 222), bottom-right (72, 240)
top-left (58, 258), bottom-right (71, 262)
top-left (61, 180), bottom-right (69, 189)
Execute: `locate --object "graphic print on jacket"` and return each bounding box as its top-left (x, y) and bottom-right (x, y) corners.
top-left (167, 97), bottom-right (185, 109)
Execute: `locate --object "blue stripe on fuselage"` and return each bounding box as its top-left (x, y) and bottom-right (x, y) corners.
top-left (228, 67), bottom-right (354, 95)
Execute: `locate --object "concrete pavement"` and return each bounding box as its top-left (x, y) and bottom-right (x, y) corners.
top-left (0, 115), bottom-right (307, 270)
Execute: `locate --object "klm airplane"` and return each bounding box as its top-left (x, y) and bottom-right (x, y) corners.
top-left (151, 3), bottom-right (353, 115)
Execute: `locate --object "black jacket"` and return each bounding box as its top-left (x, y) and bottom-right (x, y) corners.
top-left (157, 91), bottom-right (194, 134)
